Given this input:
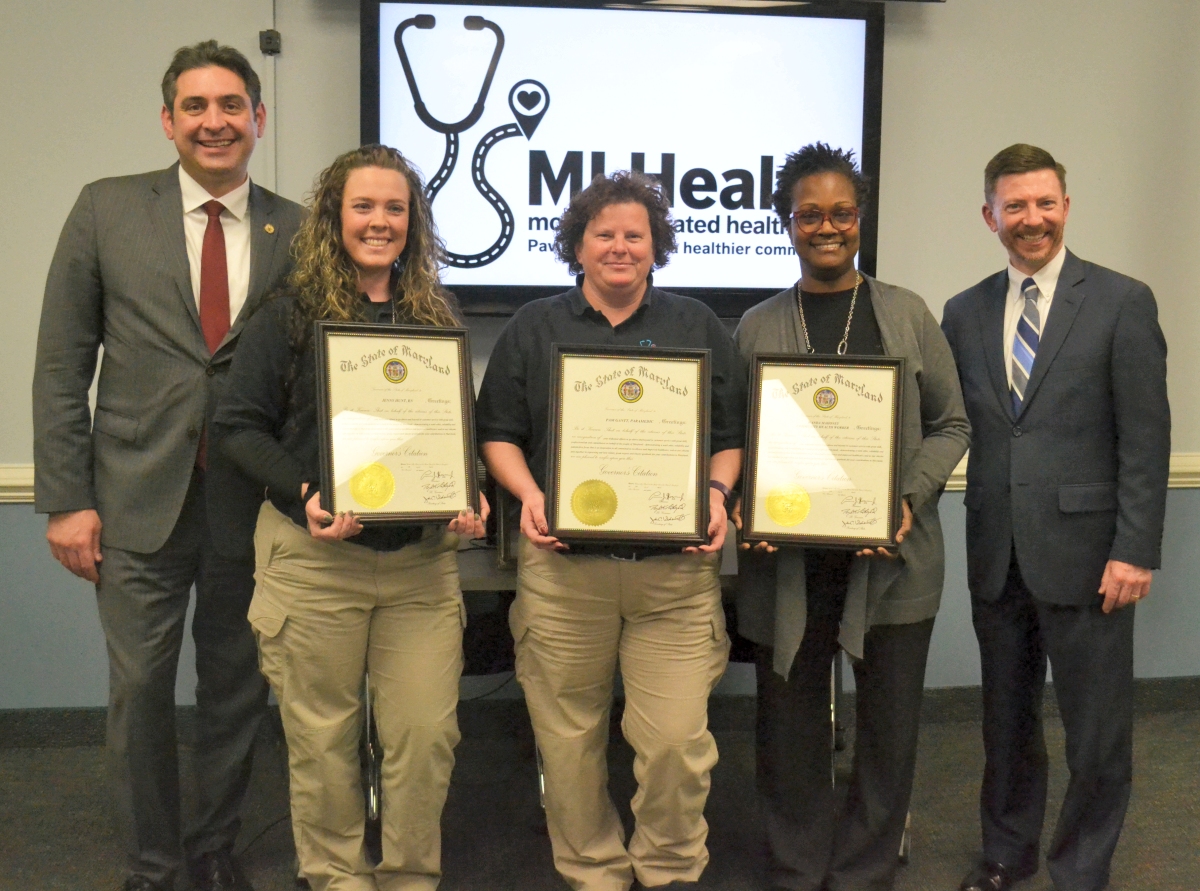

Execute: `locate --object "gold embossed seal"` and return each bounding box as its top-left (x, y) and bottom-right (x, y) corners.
top-left (765, 485), bottom-right (811, 527)
top-left (349, 463), bottom-right (395, 510)
top-left (813, 387), bottom-right (838, 411)
top-left (383, 359), bottom-right (407, 383)
top-left (570, 480), bottom-right (618, 526)
top-left (618, 378), bottom-right (643, 403)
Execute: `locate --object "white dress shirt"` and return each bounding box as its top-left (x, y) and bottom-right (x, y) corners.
top-left (179, 166), bottom-right (252, 325)
top-left (1002, 245), bottom-right (1066, 390)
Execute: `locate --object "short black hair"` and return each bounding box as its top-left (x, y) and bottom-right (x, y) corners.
top-left (161, 40), bottom-right (262, 113)
top-left (552, 171), bottom-right (677, 276)
top-left (772, 143), bottom-right (870, 228)
top-left (984, 144), bottom-right (1067, 204)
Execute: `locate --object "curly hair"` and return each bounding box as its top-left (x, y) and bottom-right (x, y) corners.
top-left (772, 143), bottom-right (870, 229)
top-left (552, 171), bottom-right (677, 276)
top-left (984, 143), bottom-right (1067, 204)
top-left (286, 144), bottom-right (458, 343)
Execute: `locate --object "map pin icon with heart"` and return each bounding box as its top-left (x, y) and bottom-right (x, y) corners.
top-left (508, 79), bottom-right (550, 139)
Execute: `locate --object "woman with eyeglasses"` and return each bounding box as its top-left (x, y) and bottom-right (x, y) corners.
top-left (732, 143), bottom-right (970, 891)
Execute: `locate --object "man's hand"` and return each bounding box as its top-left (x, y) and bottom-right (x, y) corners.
top-left (47, 509), bottom-right (103, 583)
top-left (1098, 559), bottom-right (1152, 613)
top-left (685, 489), bottom-right (729, 555)
top-left (302, 484), bottom-right (363, 541)
top-left (448, 492), bottom-right (490, 539)
top-left (519, 490), bottom-right (567, 552)
top-left (856, 499), bottom-right (913, 559)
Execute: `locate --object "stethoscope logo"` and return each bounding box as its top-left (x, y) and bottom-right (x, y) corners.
top-left (395, 15), bottom-right (549, 268)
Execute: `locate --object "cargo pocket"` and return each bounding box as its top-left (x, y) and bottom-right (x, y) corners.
top-left (508, 603), bottom-right (532, 686)
top-left (710, 613), bottom-right (729, 645)
top-left (247, 595), bottom-right (288, 691)
top-left (709, 613), bottom-right (731, 688)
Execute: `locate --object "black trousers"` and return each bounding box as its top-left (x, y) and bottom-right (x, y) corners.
top-left (972, 554), bottom-right (1134, 891)
top-left (754, 551), bottom-right (935, 891)
top-left (95, 469), bottom-right (268, 887)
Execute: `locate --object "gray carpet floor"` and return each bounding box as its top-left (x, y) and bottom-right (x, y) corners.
top-left (1, 684), bottom-right (1197, 891)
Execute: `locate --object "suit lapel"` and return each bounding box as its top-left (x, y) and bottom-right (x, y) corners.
top-left (219, 182), bottom-right (285, 354)
top-left (972, 270), bottom-right (1012, 418)
top-left (149, 165), bottom-right (205, 340)
top-left (1016, 250), bottom-right (1086, 417)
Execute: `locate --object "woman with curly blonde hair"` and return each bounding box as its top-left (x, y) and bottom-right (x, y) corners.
top-left (214, 143), bottom-right (486, 890)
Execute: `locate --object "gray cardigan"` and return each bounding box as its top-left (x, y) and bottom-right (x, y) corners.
top-left (734, 276), bottom-right (970, 678)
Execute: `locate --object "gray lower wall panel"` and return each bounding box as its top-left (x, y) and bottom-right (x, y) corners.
top-left (2, 491), bottom-right (1197, 708)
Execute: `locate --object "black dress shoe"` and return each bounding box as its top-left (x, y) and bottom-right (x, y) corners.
top-left (190, 850), bottom-right (254, 891)
top-left (958, 860), bottom-right (1035, 891)
top-left (122, 877), bottom-right (166, 891)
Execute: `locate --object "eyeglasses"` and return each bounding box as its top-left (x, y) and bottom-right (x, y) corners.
top-left (790, 206), bottom-right (860, 234)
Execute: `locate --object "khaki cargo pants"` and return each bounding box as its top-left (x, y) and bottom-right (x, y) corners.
top-left (249, 503), bottom-right (464, 891)
top-left (513, 538), bottom-right (729, 891)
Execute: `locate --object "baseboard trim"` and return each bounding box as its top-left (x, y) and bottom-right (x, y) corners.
top-left (4, 455), bottom-right (1200, 504)
top-left (0, 465), bottom-right (34, 504)
top-left (943, 452), bottom-right (1200, 492)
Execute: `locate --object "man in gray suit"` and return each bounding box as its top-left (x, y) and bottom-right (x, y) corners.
top-left (941, 144), bottom-right (1170, 891)
top-left (32, 41), bottom-right (303, 891)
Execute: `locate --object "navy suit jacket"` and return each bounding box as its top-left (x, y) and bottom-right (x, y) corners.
top-left (941, 250), bottom-right (1169, 605)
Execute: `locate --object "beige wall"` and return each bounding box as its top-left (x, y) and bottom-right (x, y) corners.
top-left (877, 1), bottom-right (1200, 457)
top-left (3, 0), bottom-right (1197, 464)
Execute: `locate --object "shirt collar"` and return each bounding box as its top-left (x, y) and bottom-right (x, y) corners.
top-left (179, 165), bottom-right (251, 221)
top-left (568, 274), bottom-right (656, 318)
top-left (1007, 244), bottom-right (1066, 299)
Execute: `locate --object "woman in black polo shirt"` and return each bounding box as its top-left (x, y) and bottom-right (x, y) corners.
top-left (477, 172), bottom-right (746, 891)
top-left (214, 144), bottom-right (485, 890)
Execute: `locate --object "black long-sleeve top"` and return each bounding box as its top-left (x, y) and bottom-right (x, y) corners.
top-left (213, 293), bottom-right (429, 551)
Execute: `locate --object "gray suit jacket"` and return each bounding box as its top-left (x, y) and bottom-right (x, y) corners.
top-left (33, 164), bottom-right (304, 556)
top-left (735, 276), bottom-right (970, 676)
top-left (940, 250), bottom-right (1170, 604)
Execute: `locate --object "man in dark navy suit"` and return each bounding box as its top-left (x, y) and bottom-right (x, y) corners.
top-left (941, 144), bottom-right (1170, 891)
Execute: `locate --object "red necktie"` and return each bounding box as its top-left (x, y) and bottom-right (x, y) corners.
top-left (199, 200), bottom-right (231, 354)
top-left (196, 200), bottom-right (230, 470)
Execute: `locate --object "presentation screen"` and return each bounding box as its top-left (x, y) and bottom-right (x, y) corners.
top-left (362, 0), bottom-right (883, 315)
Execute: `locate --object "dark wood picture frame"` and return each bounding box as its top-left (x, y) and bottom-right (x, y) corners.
top-left (742, 353), bottom-right (904, 549)
top-left (545, 344), bottom-right (710, 547)
top-left (315, 321), bottom-right (479, 524)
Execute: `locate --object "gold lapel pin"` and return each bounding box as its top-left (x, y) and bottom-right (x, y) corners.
top-left (264, 223), bottom-right (275, 234)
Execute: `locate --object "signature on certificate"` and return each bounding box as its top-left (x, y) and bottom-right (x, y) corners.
top-left (648, 490), bottom-right (686, 525)
top-left (840, 492), bottom-right (879, 530)
top-left (420, 469), bottom-right (457, 503)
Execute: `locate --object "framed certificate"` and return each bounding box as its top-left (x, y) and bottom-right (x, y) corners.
top-left (546, 345), bottom-right (710, 546)
top-left (314, 322), bottom-right (479, 523)
top-left (743, 354), bottom-right (904, 549)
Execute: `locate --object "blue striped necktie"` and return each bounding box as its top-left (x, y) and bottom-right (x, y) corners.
top-left (1011, 277), bottom-right (1041, 414)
